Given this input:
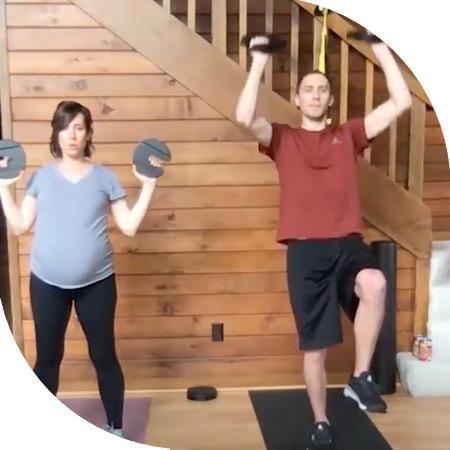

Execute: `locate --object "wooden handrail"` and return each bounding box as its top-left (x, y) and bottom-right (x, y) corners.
top-left (295, 1), bottom-right (430, 106)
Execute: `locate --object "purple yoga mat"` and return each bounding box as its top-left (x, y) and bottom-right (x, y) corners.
top-left (59, 396), bottom-right (151, 443)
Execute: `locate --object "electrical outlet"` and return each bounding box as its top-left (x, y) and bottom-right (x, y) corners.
top-left (211, 322), bottom-right (224, 342)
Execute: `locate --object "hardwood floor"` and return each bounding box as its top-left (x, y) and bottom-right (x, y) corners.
top-left (369, 390), bottom-right (450, 450)
top-left (60, 386), bottom-right (450, 450)
top-left (148, 390), bottom-right (266, 450)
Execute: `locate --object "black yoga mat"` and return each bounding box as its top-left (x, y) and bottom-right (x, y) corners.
top-left (249, 388), bottom-right (392, 450)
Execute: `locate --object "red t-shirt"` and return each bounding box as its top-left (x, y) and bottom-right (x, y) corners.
top-left (259, 118), bottom-right (369, 242)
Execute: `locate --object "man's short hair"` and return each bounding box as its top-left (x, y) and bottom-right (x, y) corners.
top-left (297, 70), bottom-right (333, 93)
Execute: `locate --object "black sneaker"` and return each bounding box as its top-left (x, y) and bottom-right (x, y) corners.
top-left (306, 421), bottom-right (333, 450)
top-left (343, 371), bottom-right (387, 413)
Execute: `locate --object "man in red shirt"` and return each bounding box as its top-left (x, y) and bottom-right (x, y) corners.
top-left (236, 35), bottom-right (411, 450)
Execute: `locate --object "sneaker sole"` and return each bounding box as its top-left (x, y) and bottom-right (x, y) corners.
top-left (306, 445), bottom-right (333, 450)
top-left (343, 385), bottom-right (387, 413)
top-left (343, 385), bottom-right (368, 411)
top-left (306, 438), bottom-right (333, 450)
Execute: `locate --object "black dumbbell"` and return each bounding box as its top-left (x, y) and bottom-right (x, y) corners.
top-left (133, 139), bottom-right (171, 178)
top-left (347, 30), bottom-right (383, 44)
top-left (0, 139), bottom-right (26, 179)
top-left (240, 33), bottom-right (286, 54)
top-left (314, 6), bottom-right (331, 16)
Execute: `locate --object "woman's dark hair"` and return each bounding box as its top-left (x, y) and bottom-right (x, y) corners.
top-left (50, 101), bottom-right (94, 158)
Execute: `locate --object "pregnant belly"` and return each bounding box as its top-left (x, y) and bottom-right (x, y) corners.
top-left (31, 235), bottom-right (113, 287)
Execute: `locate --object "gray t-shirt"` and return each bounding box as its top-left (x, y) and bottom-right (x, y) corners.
top-left (26, 163), bottom-right (125, 288)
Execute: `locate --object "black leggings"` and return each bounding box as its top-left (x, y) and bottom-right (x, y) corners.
top-left (30, 272), bottom-right (124, 428)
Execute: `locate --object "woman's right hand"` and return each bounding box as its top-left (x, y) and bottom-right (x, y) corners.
top-left (0, 171), bottom-right (24, 188)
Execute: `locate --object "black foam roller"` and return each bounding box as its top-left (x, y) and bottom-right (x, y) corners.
top-left (370, 240), bottom-right (397, 394)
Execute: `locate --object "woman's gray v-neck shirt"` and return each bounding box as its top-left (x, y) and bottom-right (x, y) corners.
top-left (25, 164), bottom-right (125, 288)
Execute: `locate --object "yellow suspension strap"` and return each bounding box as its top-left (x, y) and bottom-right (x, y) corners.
top-left (317, 7), bottom-right (328, 74)
top-left (315, 7), bottom-right (332, 124)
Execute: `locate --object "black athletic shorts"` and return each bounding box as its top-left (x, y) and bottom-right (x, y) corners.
top-left (286, 233), bottom-right (380, 351)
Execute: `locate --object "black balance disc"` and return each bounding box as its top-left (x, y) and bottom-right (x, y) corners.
top-left (133, 139), bottom-right (171, 178)
top-left (187, 386), bottom-right (218, 401)
top-left (0, 140), bottom-right (26, 179)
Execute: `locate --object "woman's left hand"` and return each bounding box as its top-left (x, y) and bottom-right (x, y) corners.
top-left (132, 156), bottom-right (161, 185)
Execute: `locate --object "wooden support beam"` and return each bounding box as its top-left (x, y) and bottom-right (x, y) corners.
top-left (264, 0), bottom-right (273, 89)
top-left (339, 40), bottom-right (349, 124)
top-left (0, 0), bottom-right (23, 349)
top-left (364, 60), bottom-right (374, 162)
top-left (312, 16), bottom-right (321, 70)
top-left (290, 2), bottom-right (299, 104)
top-left (163, 0), bottom-right (171, 12)
top-left (212, 0), bottom-right (227, 54)
top-left (408, 96), bottom-right (426, 198)
top-left (239, 0), bottom-right (247, 70)
top-left (388, 121), bottom-right (397, 181)
top-left (414, 258), bottom-right (430, 336)
top-left (187, 0), bottom-right (196, 31)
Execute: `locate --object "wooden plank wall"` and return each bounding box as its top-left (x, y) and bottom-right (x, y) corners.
top-left (3, 0), bottom-right (441, 389)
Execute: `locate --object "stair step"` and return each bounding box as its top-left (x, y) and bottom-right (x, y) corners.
top-left (397, 352), bottom-right (450, 396)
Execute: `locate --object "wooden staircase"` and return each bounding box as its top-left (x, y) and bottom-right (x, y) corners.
top-left (70, 0), bottom-right (432, 333)
top-left (0, 0), bottom-right (436, 389)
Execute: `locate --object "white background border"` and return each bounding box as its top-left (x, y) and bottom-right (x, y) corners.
top-left (1, 1), bottom-right (449, 449)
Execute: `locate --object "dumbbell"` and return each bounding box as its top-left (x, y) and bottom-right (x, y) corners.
top-left (240, 33), bottom-right (287, 53)
top-left (347, 30), bottom-right (383, 44)
top-left (314, 6), bottom-right (331, 16)
top-left (132, 139), bottom-right (171, 178)
top-left (0, 139), bottom-right (26, 179)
